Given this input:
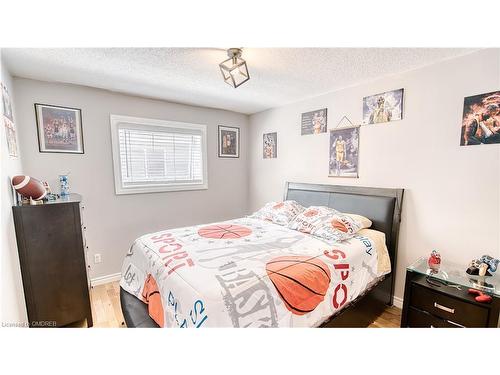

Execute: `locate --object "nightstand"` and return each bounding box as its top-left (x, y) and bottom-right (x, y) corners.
top-left (401, 257), bottom-right (500, 328)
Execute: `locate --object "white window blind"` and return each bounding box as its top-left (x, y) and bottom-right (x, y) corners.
top-left (110, 115), bottom-right (207, 194)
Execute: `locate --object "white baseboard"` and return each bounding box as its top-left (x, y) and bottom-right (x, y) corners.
top-left (91, 272), bottom-right (121, 287)
top-left (393, 295), bottom-right (403, 309)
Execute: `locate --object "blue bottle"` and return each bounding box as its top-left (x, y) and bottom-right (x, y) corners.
top-left (59, 174), bottom-right (70, 196)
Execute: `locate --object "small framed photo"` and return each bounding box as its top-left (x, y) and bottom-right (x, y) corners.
top-left (263, 132), bottom-right (277, 159)
top-left (218, 125), bottom-right (239, 158)
top-left (301, 108), bottom-right (327, 135)
top-left (362, 88), bottom-right (404, 125)
top-left (34, 103), bottom-right (84, 154)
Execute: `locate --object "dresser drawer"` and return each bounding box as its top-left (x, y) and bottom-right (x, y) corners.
top-left (407, 307), bottom-right (464, 328)
top-left (410, 283), bottom-right (488, 327)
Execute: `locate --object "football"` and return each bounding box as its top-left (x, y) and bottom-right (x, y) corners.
top-left (11, 175), bottom-right (47, 200)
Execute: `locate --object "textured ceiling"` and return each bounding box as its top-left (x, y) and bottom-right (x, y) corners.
top-left (2, 48), bottom-right (475, 114)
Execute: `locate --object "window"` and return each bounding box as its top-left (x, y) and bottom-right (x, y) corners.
top-left (110, 115), bottom-right (207, 194)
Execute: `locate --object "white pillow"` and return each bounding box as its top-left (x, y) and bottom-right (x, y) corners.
top-left (287, 206), bottom-right (364, 243)
top-left (249, 200), bottom-right (305, 226)
top-left (344, 213), bottom-right (372, 229)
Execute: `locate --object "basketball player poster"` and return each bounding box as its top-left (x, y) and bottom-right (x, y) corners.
top-left (329, 126), bottom-right (359, 178)
top-left (363, 88), bottom-right (404, 124)
top-left (263, 132), bottom-right (277, 158)
top-left (301, 108), bottom-right (327, 135)
top-left (218, 125), bottom-right (240, 157)
top-left (460, 90), bottom-right (500, 146)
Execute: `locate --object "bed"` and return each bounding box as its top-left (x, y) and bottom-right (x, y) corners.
top-left (119, 182), bottom-right (404, 327)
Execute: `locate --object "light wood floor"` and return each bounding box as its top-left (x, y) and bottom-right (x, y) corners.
top-left (73, 281), bottom-right (401, 328)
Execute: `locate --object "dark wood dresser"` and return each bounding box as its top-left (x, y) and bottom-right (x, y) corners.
top-left (13, 194), bottom-right (92, 327)
top-left (401, 258), bottom-right (500, 328)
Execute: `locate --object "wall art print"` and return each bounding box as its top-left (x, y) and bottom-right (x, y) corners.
top-left (35, 103), bottom-right (84, 153)
top-left (362, 88), bottom-right (404, 124)
top-left (329, 126), bottom-right (359, 178)
top-left (218, 125), bottom-right (239, 158)
top-left (1, 82), bottom-right (14, 121)
top-left (460, 90), bottom-right (500, 146)
top-left (263, 132), bottom-right (277, 159)
top-left (4, 116), bottom-right (18, 157)
top-left (301, 108), bottom-right (327, 135)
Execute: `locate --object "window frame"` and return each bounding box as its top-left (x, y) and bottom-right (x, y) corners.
top-left (110, 114), bottom-right (208, 195)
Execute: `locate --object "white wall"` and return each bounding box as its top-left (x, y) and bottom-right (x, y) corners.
top-left (13, 78), bottom-right (249, 280)
top-left (0, 54), bottom-right (27, 325)
top-left (248, 49), bottom-right (500, 301)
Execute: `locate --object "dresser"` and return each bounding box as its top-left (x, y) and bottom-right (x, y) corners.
top-left (13, 194), bottom-right (93, 327)
top-left (401, 257), bottom-right (500, 328)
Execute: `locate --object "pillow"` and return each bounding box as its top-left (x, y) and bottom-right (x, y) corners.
top-left (287, 206), bottom-right (363, 243)
top-left (249, 200), bottom-right (305, 226)
top-left (344, 213), bottom-right (372, 229)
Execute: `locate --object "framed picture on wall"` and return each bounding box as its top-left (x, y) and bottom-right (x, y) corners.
top-left (301, 108), bottom-right (327, 135)
top-left (329, 126), bottom-right (359, 178)
top-left (362, 88), bottom-right (404, 124)
top-left (34, 103), bottom-right (84, 154)
top-left (460, 90), bottom-right (500, 146)
top-left (263, 132), bottom-right (277, 159)
top-left (218, 125), bottom-right (239, 158)
top-left (4, 116), bottom-right (18, 157)
top-left (1, 82), bottom-right (14, 121)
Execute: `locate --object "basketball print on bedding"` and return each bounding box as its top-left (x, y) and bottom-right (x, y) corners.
top-left (198, 224), bottom-right (252, 239)
top-left (142, 274), bottom-right (164, 327)
top-left (331, 219), bottom-right (348, 233)
top-left (303, 208), bottom-right (319, 217)
top-left (266, 256), bottom-right (331, 315)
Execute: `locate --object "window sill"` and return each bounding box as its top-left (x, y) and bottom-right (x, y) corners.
top-left (114, 182), bottom-right (208, 195)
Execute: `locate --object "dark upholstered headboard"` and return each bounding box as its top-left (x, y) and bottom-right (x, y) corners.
top-left (284, 182), bottom-right (404, 303)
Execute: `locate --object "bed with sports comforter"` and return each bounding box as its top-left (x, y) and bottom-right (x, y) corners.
top-left (120, 216), bottom-right (391, 328)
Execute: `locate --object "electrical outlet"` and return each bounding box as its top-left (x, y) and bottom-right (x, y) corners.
top-left (94, 253), bottom-right (102, 264)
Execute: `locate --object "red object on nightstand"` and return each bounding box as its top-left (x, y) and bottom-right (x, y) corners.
top-left (468, 288), bottom-right (493, 303)
top-left (428, 250), bottom-right (441, 272)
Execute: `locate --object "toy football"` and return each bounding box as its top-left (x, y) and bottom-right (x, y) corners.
top-left (12, 175), bottom-right (47, 201)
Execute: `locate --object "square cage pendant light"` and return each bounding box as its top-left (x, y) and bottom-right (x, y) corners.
top-left (219, 48), bottom-right (250, 88)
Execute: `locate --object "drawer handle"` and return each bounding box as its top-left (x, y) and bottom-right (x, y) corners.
top-left (446, 320), bottom-right (465, 328)
top-left (434, 302), bottom-right (454, 314)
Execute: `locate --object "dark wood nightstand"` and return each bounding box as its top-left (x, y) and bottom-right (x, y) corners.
top-left (401, 258), bottom-right (500, 328)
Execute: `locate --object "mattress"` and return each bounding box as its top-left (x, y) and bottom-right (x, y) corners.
top-left (119, 217), bottom-right (391, 328)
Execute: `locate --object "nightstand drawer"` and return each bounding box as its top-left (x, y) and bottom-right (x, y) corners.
top-left (410, 283), bottom-right (489, 327)
top-left (407, 307), bottom-right (464, 328)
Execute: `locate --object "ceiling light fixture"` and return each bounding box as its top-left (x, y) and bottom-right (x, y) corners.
top-left (219, 48), bottom-right (250, 88)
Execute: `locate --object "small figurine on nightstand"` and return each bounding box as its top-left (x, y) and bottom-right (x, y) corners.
top-left (428, 250), bottom-right (441, 273)
top-left (466, 254), bottom-right (500, 277)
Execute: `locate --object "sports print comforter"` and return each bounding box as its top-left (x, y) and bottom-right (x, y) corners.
top-left (120, 217), bottom-right (391, 328)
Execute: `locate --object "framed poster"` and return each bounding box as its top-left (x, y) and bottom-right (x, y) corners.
top-left (263, 132), bottom-right (277, 159)
top-left (1, 82), bottom-right (14, 121)
top-left (35, 103), bottom-right (84, 153)
top-left (301, 108), bottom-right (327, 135)
top-left (218, 125), bottom-right (239, 158)
top-left (460, 90), bottom-right (500, 146)
top-left (329, 126), bottom-right (359, 178)
top-left (4, 116), bottom-right (18, 157)
top-left (363, 88), bottom-right (404, 124)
